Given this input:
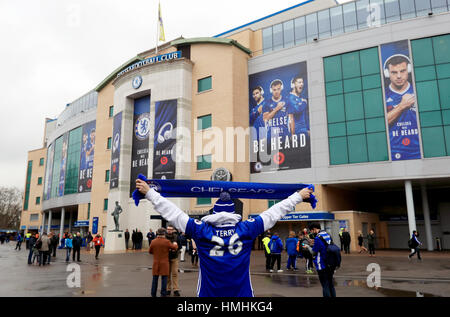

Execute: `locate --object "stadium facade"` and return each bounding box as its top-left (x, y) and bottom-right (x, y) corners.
top-left (20, 0), bottom-right (450, 251)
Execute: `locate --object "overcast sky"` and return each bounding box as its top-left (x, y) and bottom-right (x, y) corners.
top-left (0, 0), bottom-right (333, 189)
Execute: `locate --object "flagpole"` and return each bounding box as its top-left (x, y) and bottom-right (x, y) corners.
top-left (155, 1), bottom-right (159, 55)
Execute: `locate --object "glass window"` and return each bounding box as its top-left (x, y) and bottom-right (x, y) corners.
top-left (362, 74), bottom-right (382, 90)
top-left (328, 122), bottom-right (347, 137)
top-left (306, 13), bottom-right (318, 42)
top-left (438, 78), bottom-right (450, 109)
top-left (420, 111), bottom-right (443, 127)
top-left (198, 114), bottom-right (212, 130)
top-left (368, 0), bottom-right (386, 26)
top-left (399, 0), bottom-right (416, 19)
top-left (283, 20), bottom-right (294, 48)
top-left (35, 197), bottom-right (41, 205)
top-left (38, 177), bottom-right (42, 185)
top-left (30, 214), bottom-right (39, 222)
top-left (433, 35), bottom-right (450, 64)
top-left (198, 76), bottom-right (212, 92)
top-left (318, 9), bottom-right (331, 39)
top-left (416, 81), bottom-right (441, 111)
top-left (107, 137), bottom-right (112, 150)
top-left (326, 80), bottom-right (343, 96)
top-left (414, 65), bottom-right (437, 82)
top-left (197, 154), bottom-right (212, 170)
top-left (294, 16), bottom-right (306, 45)
top-left (436, 63), bottom-right (450, 79)
top-left (356, 0), bottom-right (370, 29)
top-left (411, 38), bottom-right (435, 67)
top-left (105, 170), bottom-right (110, 182)
top-left (324, 55), bottom-right (343, 82)
top-left (329, 137), bottom-right (349, 165)
top-left (415, 0), bottom-right (431, 16)
top-left (384, 0), bottom-right (401, 22)
top-left (24, 160), bottom-right (32, 211)
top-left (39, 158), bottom-right (44, 166)
top-left (326, 95), bottom-right (346, 123)
top-left (367, 132), bottom-right (389, 161)
top-left (347, 134), bottom-right (368, 163)
top-left (330, 6), bottom-right (344, 36)
top-left (343, 1), bottom-right (357, 32)
top-left (443, 110), bottom-right (450, 125)
top-left (363, 89), bottom-right (385, 118)
top-left (342, 51), bottom-right (361, 79)
top-left (262, 27), bottom-right (273, 53)
top-left (345, 92), bottom-right (365, 121)
top-left (365, 117), bottom-right (386, 133)
top-left (197, 197), bottom-right (212, 205)
top-left (431, 0), bottom-right (448, 13)
top-left (347, 120), bottom-right (366, 135)
top-left (109, 106), bottom-right (114, 118)
top-left (268, 200), bottom-right (282, 208)
top-left (343, 77), bottom-right (362, 93)
top-left (422, 126), bottom-right (446, 157)
top-left (64, 127), bottom-right (82, 195)
top-left (360, 47), bottom-right (380, 75)
top-left (273, 23), bottom-right (283, 50)
top-left (103, 198), bottom-right (108, 211)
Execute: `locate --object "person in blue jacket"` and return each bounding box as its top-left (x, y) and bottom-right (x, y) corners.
top-left (269, 233), bottom-right (284, 273)
top-left (306, 223), bottom-right (336, 297)
top-left (285, 231), bottom-right (299, 271)
top-left (65, 233), bottom-right (73, 262)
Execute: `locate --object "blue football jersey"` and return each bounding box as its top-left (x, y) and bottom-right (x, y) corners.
top-left (185, 216), bottom-right (265, 297)
top-left (250, 100), bottom-right (267, 141)
top-left (263, 96), bottom-right (292, 138)
top-left (287, 93), bottom-right (309, 135)
top-left (385, 83), bottom-right (421, 161)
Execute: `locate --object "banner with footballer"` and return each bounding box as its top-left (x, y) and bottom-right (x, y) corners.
top-left (130, 95), bottom-right (151, 196)
top-left (153, 99), bottom-right (177, 180)
top-left (78, 120), bottom-right (96, 193)
top-left (380, 40), bottom-right (421, 161)
top-left (110, 111), bottom-right (122, 189)
top-left (249, 61), bottom-right (311, 173)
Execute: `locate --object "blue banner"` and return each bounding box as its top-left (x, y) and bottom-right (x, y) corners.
top-left (130, 95), bottom-right (151, 196)
top-left (44, 142), bottom-right (54, 200)
top-left (92, 217), bottom-right (99, 234)
top-left (249, 61), bottom-right (311, 173)
top-left (153, 99), bottom-right (177, 180)
top-left (110, 112), bottom-right (122, 189)
top-left (78, 120), bottom-right (96, 192)
top-left (381, 40), bottom-right (421, 161)
top-left (58, 133), bottom-right (69, 196)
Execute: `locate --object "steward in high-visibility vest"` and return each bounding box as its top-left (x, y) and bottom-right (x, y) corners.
top-left (262, 235), bottom-right (271, 271)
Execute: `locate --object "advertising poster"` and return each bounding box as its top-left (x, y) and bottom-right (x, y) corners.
top-left (78, 120), bottom-right (96, 193)
top-left (57, 132), bottom-right (69, 196)
top-left (43, 142), bottom-right (54, 200)
top-left (130, 95), bottom-right (151, 196)
top-left (249, 61), bottom-right (311, 173)
top-left (153, 99), bottom-right (177, 180)
top-left (380, 40), bottom-right (421, 161)
top-left (110, 112), bottom-right (122, 189)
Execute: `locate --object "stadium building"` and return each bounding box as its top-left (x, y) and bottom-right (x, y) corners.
top-left (20, 0), bottom-right (450, 251)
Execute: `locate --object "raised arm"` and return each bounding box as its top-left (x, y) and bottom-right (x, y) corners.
top-left (260, 187), bottom-right (313, 231)
top-left (136, 179), bottom-right (190, 233)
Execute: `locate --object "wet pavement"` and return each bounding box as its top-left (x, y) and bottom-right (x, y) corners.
top-left (1, 243), bottom-right (449, 297)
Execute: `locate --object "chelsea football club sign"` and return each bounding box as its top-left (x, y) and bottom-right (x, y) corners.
top-left (117, 51), bottom-right (182, 79)
top-left (132, 75), bottom-right (143, 89)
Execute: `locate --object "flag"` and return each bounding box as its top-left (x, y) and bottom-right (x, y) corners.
top-left (158, 2), bottom-right (165, 42)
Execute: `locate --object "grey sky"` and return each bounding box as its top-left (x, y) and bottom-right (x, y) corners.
top-left (0, 0), bottom-right (311, 189)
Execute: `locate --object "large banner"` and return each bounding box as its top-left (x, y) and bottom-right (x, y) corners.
top-left (153, 99), bottom-right (177, 180)
top-left (57, 133), bottom-right (69, 196)
top-left (110, 112), bottom-right (122, 189)
top-left (78, 120), bottom-right (96, 193)
top-left (380, 40), bottom-right (421, 161)
top-left (130, 95), bottom-right (151, 196)
top-left (249, 61), bottom-right (311, 173)
top-left (44, 142), bottom-right (54, 200)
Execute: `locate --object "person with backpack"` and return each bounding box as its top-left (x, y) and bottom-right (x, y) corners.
top-left (269, 233), bottom-right (284, 273)
top-left (305, 223), bottom-right (341, 297)
top-left (285, 231), bottom-right (299, 271)
top-left (408, 230), bottom-right (422, 261)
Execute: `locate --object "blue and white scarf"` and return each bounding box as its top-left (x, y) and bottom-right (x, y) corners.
top-left (133, 174), bottom-right (317, 209)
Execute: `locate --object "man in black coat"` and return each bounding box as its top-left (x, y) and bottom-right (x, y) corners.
top-left (50, 233), bottom-right (59, 257)
top-left (131, 230), bottom-right (136, 250)
top-left (342, 228), bottom-right (351, 254)
top-left (72, 232), bottom-right (83, 262)
top-left (125, 229), bottom-right (130, 249)
top-left (137, 229), bottom-right (144, 250)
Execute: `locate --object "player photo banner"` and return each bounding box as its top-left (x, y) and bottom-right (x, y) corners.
top-left (130, 95), bottom-right (151, 197)
top-left (44, 142), bottom-right (54, 200)
top-left (78, 120), bottom-right (96, 193)
top-left (249, 61), bottom-right (311, 174)
top-left (153, 99), bottom-right (177, 180)
top-left (58, 132), bottom-right (69, 197)
top-left (110, 112), bottom-right (122, 189)
top-left (380, 40), bottom-right (421, 161)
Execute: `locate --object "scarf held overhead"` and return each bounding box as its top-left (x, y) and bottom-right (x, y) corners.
top-left (133, 174), bottom-right (317, 209)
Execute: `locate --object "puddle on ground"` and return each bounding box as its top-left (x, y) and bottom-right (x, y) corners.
top-left (263, 274), bottom-right (439, 297)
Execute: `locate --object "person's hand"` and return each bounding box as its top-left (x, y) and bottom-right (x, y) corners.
top-left (173, 242), bottom-right (178, 247)
top-left (298, 187), bottom-right (313, 200)
top-left (135, 179), bottom-right (151, 195)
top-left (399, 94), bottom-right (415, 111)
top-left (276, 102), bottom-right (285, 111)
